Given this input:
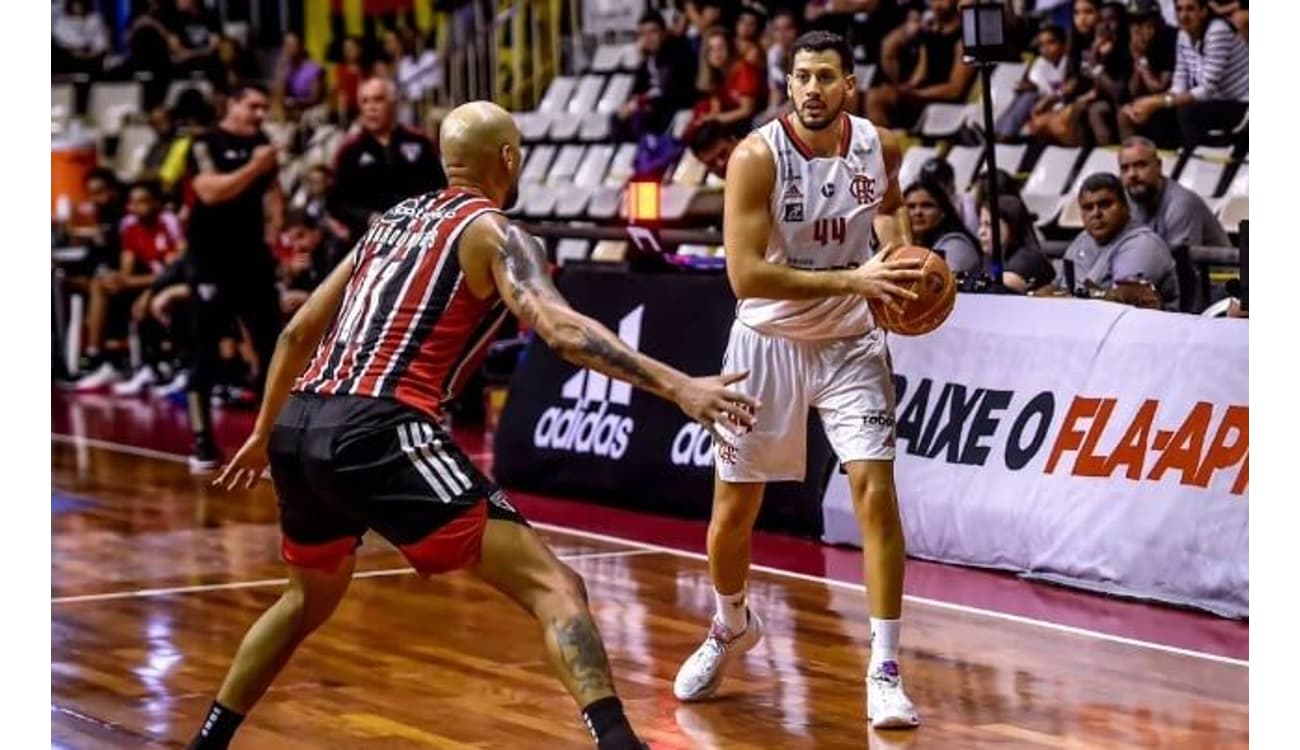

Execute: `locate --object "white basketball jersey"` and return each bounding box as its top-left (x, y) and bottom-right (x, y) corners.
top-left (738, 112), bottom-right (888, 340)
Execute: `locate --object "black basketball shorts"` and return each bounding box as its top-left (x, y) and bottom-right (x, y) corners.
top-left (268, 393), bottom-right (527, 575)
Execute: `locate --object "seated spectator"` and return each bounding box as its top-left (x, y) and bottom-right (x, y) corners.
top-left (397, 29), bottom-right (444, 109)
top-left (1119, 136), bottom-right (1229, 247)
top-left (976, 196), bottom-right (1058, 292)
top-left (52, 0), bottom-right (108, 79)
top-left (996, 23), bottom-right (1069, 140)
top-left (1210, 0), bottom-right (1248, 42)
top-left (125, 0), bottom-right (176, 108)
top-left (765, 9), bottom-right (800, 115)
top-left (1117, 0), bottom-right (1178, 145)
top-left (904, 180), bottom-right (981, 275)
top-left (1078, 2), bottom-right (1135, 146)
top-left (166, 0), bottom-right (221, 78)
top-left (688, 120), bottom-right (740, 179)
top-left (735, 3), bottom-right (769, 93)
top-left (1122, 0), bottom-right (1248, 149)
top-left (137, 106), bottom-right (178, 180)
top-left (614, 11), bottom-right (697, 140)
top-left (290, 164), bottom-right (334, 225)
top-left (75, 180), bottom-right (185, 391)
top-left (210, 35), bottom-right (263, 96)
top-left (65, 168), bottom-right (125, 280)
top-left (866, 0), bottom-right (974, 130)
top-left (677, 0), bottom-right (726, 56)
top-left (1059, 172), bottom-right (1179, 308)
top-left (689, 27), bottom-right (763, 137)
top-left (275, 31), bottom-right (326, 113)
top-left (333, 36), bottom-right (366, 124)
top-left (328, 78), bottom-right (446, 241)
top-left (275, 210), bottom-right (347, 316)
top-left (878, 6), bottom-right (923, 92)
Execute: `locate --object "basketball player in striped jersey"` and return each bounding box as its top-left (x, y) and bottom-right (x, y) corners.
top-left (673, 32), bottom-right (927, 730)
top-left (184, 101), bottom-right (759, 750)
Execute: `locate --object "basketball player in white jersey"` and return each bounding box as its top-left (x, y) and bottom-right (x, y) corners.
top-left (673, 31), bottom-right (926, 729)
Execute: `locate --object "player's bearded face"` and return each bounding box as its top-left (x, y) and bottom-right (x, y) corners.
top-left (788, 51), bottom-right (853, 131)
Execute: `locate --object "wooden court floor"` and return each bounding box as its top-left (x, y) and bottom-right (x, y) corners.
top-left (52, 440), bottom-right (1248, 749)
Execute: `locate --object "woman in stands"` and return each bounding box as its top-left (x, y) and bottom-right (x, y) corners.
top-left (688, 27), bottom-right (762, 138)
top-left (976, 196), bottom-right (1057, 293)
top-left (904, 180), bottom-right (981, 276)
top-left (1029, 0), bottom-right (1101, 146)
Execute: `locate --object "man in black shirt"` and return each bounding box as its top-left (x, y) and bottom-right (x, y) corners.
top-left (328, 77), bottom-right (446, 242)
top-left (185, 81), bottom-right (285, 472)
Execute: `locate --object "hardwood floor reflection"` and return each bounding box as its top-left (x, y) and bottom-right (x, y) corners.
top-left (51, 443), bottom-right (1248, 749)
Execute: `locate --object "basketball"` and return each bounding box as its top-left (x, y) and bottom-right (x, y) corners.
top-left (868, 245), bottom-right (957, 336)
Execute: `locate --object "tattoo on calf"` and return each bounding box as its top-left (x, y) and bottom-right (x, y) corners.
top-left (552, 615), bottom-right (616, 699)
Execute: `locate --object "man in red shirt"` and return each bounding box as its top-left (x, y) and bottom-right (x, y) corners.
top-left (75, 179), bottom-right (186, 391)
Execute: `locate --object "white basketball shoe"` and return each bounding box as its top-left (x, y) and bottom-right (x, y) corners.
top-left (673, 610), bottom-right (765, 701)
top-left (866, 660), bottom-right (920, 729)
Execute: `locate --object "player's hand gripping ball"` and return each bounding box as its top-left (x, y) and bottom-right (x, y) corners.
top-left (868, 245), bottom-right (957, 336)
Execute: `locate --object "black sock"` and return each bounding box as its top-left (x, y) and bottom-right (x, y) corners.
top-left (581, 697), bottom-right (642, 750)
top-left (185, 701), bottom-right (244, 750)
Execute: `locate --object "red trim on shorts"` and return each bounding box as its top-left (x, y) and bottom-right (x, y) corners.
top-left (399, 501), bottom-right (489, 576)
top-left (281, 536), bottom-right (357, 574)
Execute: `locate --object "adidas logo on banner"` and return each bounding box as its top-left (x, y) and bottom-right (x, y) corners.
top-left (533, 305), bottom-right (643, 460)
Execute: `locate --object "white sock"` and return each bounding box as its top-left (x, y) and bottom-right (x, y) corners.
top-left (869, 618), bottom-right (901, 672)
top-left (713, 586), bottom-right (748, 635)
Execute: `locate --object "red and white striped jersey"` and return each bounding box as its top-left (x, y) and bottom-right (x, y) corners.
top-left (294, 187), bottom-right (509, 416)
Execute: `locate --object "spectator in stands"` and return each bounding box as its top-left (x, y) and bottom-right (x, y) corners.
top-left (75, 180), bottom-right (185, 391)
top-left (1060, 172), bottom-right (1179, 308)
top-left (166, 0), bottom-right (221, 77)
top-left (126, 1), bottom-right (176, 108)
top-left (977, 196), bottom-right (1057, 292)
top-left (677, 0), bottom-right (726, 56)
top-left (904, 180), bottom-right (981, 275)
top-left (865, 0), bottom-right (974, 130)
top-left (1029, 0), bottom-right (1100, 145)
top-left (395, 29), bottom-right (443, 110)
top-left (1210, 0), bottom-right (1247, 42)
top-left (67, 168), bottom-right (125, 276)
top-left (996, 24), bottom-right (1069, 140)
top-left (1122, 0), bottom-right (1248, 149)
top-left (276, 210), bottom-right (347, 317)
top-left (1119, 136), bottom-right (1228, 248)
top-left (1117, 0), bottom-right (1177, 144)
top-left (1078, 2), bottom-right (1135, 146)
top-left (690, 27), bottom-right (763, 137)
top-left (735, 3), bottom-right (769, 93)
top-left (764, 9), bottom-right (800, 114)
top-left (211, 35), bottom-right (263, 95)
top-left (290, 164), bottom-right (335, 226)
top-left (918, 157), bottom-right (978, 234)
top-left (689, 120), bottom-right (740, 179)
top-left (615, 11), bottom-right (698, 140)
top-left (52, 0), bottom-right (108, 78)
top-left (275, 32), bottom-right (326, 113)
top-left (333, 36), bottom-right (366, 124)
top-left (877, 6), bottom-right (923, 92)
top-left (138, 105), bottom-right (178, 179)
top-left (328, 77), bottom-right (446, 242)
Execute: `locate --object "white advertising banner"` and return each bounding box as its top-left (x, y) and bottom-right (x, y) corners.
top-left (822, 295), bottom-right (1248, 617)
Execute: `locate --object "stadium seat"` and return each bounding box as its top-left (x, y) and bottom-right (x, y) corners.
top-left (671, 149), bottom-right (709, 187)
top-left (853, 64), bottom-right (877, 90)
top-left (579, 113), bottom-right (612, 142)
top-left (994, 143), bottom-right (1028, 176)
top-left (591, 240), bottom-right (628, 262)
top-left (1022, 146), bottom-right (1082, 225)
top-left (52, 84), bottom-right (75, 121)
top-left (554, 144), bottom-right (615, 218)
top-left (88, 82), bottom-right (142, 135)
top-left (551, 75), bottom-right (608, 140)
top-left (898, 145), bottom-right (938, 189)
top-left (1066, 147), bottom-right (1119, 195)
top-left (590, 43), bottom-right (631, 74)
top-left (618, 43), bottom-right (642, 71)
top-left (604, 142), bottom-right (638, 186)
top-left (659, 184), bottom-right (698, 220)
top-left (1217, 195), bottom-right (1248, 234)
top-left (585, 143), bottom-right (638, 220)
top-left (989, 62), bottom-right (1028, 123)
top-left (670, 109), bottom-right (693, 141)
top-left (515, 112), bottom-right (549, 142)
top-left (917, 103), bottom-right (967, 139)
top-left (114, 124), bottom-right (156, 180)
top-left (524, 144), bottom-right (586, 216)
top-left (596, 73), bottom-right (634, 115)
top-left (165, 78), bottom-right (213, 109)
top-left (944, 145), bottom-right (983, 190)
top-left (539, 76), bottom-right (577, 112)
top-left (1178, 154), bottom-right (1226, 198)
top-left (521, 144), bottom-right (556, 184)
top-left (1226, 162), bottom-right (1248, 196)
top-left (556, 238), bottom-right (592, 265)
top-left (1161, 150), bottom-right (1179, 177)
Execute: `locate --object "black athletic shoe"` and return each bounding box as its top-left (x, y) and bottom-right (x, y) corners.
top-left (189, 436), bottom-right (221, 475)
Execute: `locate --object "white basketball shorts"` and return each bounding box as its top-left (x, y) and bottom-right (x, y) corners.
top-left (715, 321), bottom-right (897, 483)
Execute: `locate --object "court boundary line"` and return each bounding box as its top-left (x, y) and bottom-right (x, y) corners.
top-left (50, 549), bottom-right (660, 604)
top-left (51, 433), bottom-right (1248, 668)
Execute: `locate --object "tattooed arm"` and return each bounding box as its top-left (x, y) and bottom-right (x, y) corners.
top-left (458, 212), bottom-right (759, 438)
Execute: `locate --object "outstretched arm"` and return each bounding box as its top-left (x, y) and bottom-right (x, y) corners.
top-left (459, 213), bottom-right (759, 434)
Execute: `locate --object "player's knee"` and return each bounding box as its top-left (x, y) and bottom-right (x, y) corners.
top-left (852, 483), bottom-right (900, 529)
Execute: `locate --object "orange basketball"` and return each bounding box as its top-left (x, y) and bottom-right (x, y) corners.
top-left (867, 245), bottom-right (957, 336)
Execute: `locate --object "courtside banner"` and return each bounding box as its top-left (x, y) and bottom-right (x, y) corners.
top-left (493, 268), bottom-right (835, 535)
top-left (822, 295), bottom-right (1249, 617)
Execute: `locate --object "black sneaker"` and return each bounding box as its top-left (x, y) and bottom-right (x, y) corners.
top-left (189, 436), bottom-right (221, 475)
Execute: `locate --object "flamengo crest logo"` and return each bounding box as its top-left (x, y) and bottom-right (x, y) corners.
top-left (533, 306), bottom-right (644, 460)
